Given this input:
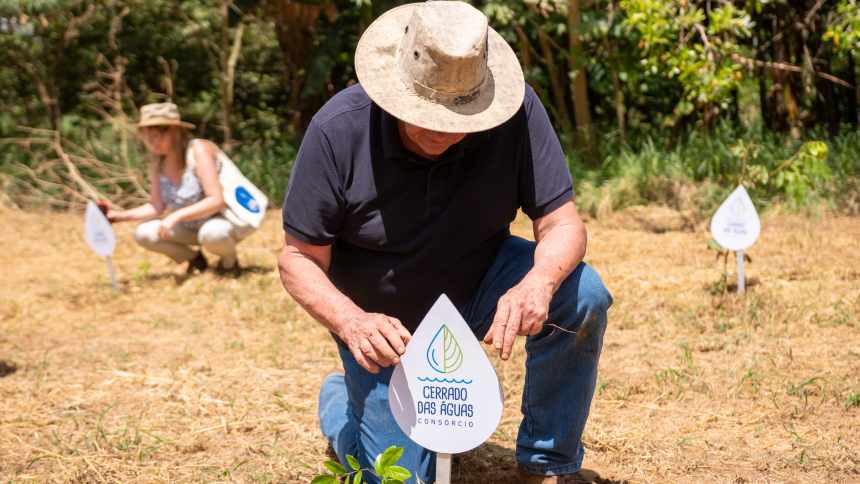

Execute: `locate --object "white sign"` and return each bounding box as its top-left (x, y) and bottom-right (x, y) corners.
top-left (710, 185), bottom-right (760, 251)
top-left (388, 294), bottom-right (503, 454)
top-left (84, 201), bottom-right (116, 257)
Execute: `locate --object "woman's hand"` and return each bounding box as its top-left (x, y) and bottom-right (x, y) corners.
top-left (158, 213), bottom-right (181, 239)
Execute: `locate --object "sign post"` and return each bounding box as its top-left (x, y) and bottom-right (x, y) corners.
top-left (84, 201), bottom-right (119, 291)
top-left (709, 186), bottom-right (761, 294)
top-left (389, 294), bottom-right (504, 484)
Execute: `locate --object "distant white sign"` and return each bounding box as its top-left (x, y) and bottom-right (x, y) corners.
top-left (710, 185), bottom-right (761, 251)
top-left (84, 201), bottom-right (116, 257)
top-left (389, 294), bottom-right (503, 454)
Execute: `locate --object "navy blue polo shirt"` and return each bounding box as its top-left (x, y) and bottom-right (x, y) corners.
top-left (282, 83), bottom-right (572, 331)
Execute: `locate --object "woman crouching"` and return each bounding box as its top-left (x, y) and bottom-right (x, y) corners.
top-left (105, 102), bottom-right (254, 274)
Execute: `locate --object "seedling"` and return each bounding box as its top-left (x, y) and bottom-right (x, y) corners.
top-left (311, 446), bottom-right (412, 484)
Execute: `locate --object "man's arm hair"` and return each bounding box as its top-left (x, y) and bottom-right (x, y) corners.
top-left (277, 232), bottom-right (364, 337)
top-left (530, 199), bottom-right (587, 293)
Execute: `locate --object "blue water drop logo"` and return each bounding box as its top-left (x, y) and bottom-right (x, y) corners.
top-left (426, 325), bottom-right (464, 374)
top-left (235, 186), bottom-right (260, 213)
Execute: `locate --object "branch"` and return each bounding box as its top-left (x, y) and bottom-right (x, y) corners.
top-left (731, 53), bottom-right (853, 88)
top-left (52, 133), bottom-right (103, 201)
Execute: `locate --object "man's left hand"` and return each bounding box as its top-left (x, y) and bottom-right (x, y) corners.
top-left (483, 274), bottom-right (554, 360)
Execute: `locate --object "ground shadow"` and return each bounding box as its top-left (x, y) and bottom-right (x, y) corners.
top-left (136, 264), bottom-right (272, 286)
top-left (449, 442), bottom-right (628, 483)
top-left (0, 360), bottom-right (18, 378)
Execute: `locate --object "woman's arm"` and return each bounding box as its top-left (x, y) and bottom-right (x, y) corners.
top-left (106, 161), bottom-right (166, 223)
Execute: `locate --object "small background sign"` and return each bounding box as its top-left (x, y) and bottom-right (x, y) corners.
top-left (710, 185), bottom-right (761, 251)
top-left (84, 200), bottom-right (116, 257)
top-left (389, 294), bottom-right (503, 454)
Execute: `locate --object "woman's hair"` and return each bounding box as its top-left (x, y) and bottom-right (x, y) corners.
top-left (144, 126), bottom-right (192, 169)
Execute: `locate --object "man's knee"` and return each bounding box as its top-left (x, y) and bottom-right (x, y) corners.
top-left (133, 221), bottom-right (160, 247)
top-left (575, 264), bottom-right (612, 316)
top-left (552, 263), bottom-right (612, 325)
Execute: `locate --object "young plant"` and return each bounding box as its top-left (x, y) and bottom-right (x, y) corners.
top-left (311, 445), bottom-right (412, 484)
top-left (706, 238), bottom-right (751, 295)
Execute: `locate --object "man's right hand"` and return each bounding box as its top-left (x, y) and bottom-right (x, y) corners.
top-left (338, 312), bottom-right (411, 374)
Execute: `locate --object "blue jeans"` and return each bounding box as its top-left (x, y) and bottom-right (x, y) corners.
top-left (319, 236), bottom-right (612, 483)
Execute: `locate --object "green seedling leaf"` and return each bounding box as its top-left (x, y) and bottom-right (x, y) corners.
top-left (381, 479), bottom-right (405, 484)
top-left (707, 238), bottom-right (725, 252)
top-left (378, 446), bottom-right (404, 469)
top-left (352, 470), bottom-right (364, 484)
top-left (346, 454), bottom-right (361, 471)
top-left (310, 476), bottom-right (338, 484)
top-left (373, 453), bottom-right (384, 477)
top-left (383, 465), bottom-right (412, 480)
top-left (324, 460), bottom-right (347, 475)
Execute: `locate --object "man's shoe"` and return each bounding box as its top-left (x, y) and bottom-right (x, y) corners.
top-left (186, 251), bottom-right (208, 274)
top-left (516, 465), bottom-right (611, 484)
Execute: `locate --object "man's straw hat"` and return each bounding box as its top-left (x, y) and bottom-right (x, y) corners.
top-left (136, 102), bottom-right (195, 130)
top-left (355, 1), bottom-right (525, 133)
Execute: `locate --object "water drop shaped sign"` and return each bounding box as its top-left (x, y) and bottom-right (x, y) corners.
top-left (235, 186), bottom-right (260, 214)
top-left (710, 185), bottom-right (761, 251)
top-left (427, 325), bottom-right (464, 374)
top-left (389, 294), bottom-right (504, 454)
top-left (84, 201), bottom-right (116, 257)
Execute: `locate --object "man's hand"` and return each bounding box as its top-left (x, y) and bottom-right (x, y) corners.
top-left (158, 214), bottom-right (181, 239)
top-left (483, 274), bottom-right (554, 360)
top-left (339, 312), bottom-right (412, 374)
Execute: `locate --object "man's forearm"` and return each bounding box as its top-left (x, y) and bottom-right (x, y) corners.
top-left (527, 221), bottom-right (586, 294)
top-left (278, 247), bottom-right (363, 338)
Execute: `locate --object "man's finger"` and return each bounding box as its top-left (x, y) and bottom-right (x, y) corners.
top-left (378, 319), bottom-right (407, 356)
top-left (501, 306), bottom-right (522, 360)
top-left (387, 316), bottom-right (412, 346)
top-left (351, 344), bottom-right (380, 374)
top-left (488, 303), bottom-right (510, 349)
top-left (369, 332), bottom-right (399, 366)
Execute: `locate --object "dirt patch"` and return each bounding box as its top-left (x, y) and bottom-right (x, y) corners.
top-left (0, 207), bottom-right (858, 482)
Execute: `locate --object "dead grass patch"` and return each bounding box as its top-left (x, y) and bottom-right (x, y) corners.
top-left (0, 207), bottom-right (858, 482)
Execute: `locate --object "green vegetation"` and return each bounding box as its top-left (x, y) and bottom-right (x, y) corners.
top-left (312, 446), bottom-right (412, 484)
top-left (0, 0), bottom-right (858, 211)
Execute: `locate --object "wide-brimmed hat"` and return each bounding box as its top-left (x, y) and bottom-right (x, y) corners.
top-left (355, 1), bottom-right (525, 133)
top-left (136, 102), bottom-right (195, 130)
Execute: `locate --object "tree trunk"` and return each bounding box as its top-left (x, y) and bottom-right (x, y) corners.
top-left (272, 0), bottom-right (325, 133)
top-left (610, 68), bottom-right (626, 144)
top-left (218, 0), bottom-right (244, 151)
top-left (536, 26), bottom-right (574, 138)
top-left (847, 54), bottom-right (858, 128)
top-left (568, 0), bottom-right (597, 164)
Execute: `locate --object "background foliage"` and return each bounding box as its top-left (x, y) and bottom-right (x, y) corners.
top-left (0, 0), bottom-right (858, 213)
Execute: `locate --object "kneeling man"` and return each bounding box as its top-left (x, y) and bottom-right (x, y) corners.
top-left (278, 2), bottom-right (612, 483)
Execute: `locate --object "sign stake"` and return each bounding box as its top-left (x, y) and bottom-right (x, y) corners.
top-left (106, 256), bottom-right (119, 292)
top-left (736, 250), bottom-right (745, 294)
top-left (436, 453), bottom-right (452, 484)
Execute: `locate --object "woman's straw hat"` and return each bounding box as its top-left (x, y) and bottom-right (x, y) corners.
top-left (137, 102), bottom-right (195, 130)
top-left (355, 1), bottom-right (525, 133)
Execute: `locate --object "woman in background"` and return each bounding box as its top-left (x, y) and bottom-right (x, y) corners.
top-left (105, 102), bottom-right (254, 274)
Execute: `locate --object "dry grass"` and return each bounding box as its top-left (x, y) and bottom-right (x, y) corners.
top-left (1, 204), bottom-right (858, 483)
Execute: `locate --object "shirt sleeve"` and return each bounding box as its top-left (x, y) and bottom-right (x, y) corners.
top-left (519, 85), bottom-right (574, 220)
top-left (282, 119), bottom-right (345, 245)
